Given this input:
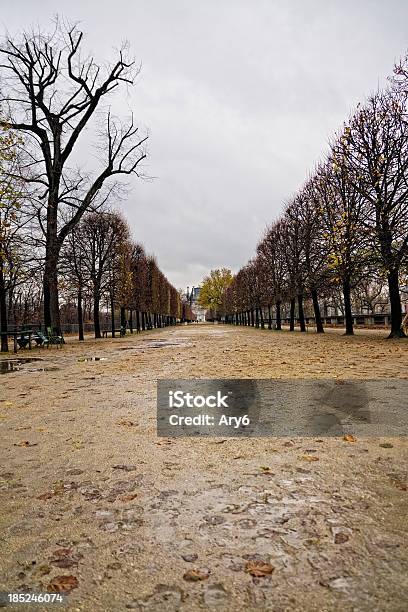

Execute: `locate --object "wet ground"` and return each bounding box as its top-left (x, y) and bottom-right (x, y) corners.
top-left (0, 358), bottom-right (60, 374)
top-left (0, 324), bottom-right (407, 611)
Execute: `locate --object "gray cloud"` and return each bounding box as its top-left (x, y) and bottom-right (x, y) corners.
top-left (2, 0), bottom-right (408, 289)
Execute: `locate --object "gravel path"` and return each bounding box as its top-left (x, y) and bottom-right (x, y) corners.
top-left (0, 324), bottom-right (407, 611)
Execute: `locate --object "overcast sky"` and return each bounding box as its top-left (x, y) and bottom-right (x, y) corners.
top-left (2, 1), bottom-right (408, 290)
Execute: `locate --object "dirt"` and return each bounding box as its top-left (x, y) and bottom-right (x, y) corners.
top-left (0, 324), bottom-right (407, 611)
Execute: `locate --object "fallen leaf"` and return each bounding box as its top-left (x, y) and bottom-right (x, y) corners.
top-left (334, 532), bottom-right (349, 544)
top-left (49, 548), bottom-right (80, 569)
top-left (117, 420), bottom-right (135, 428)
top-left (343, 434), bottom-right (357, 443)
top-left (300, 455), bottom-right (319, 462)
top-left (379, 443), bottom-right (393, 448)
top-left (112, 464), bottom-right (138, 472)
top-left (259, 466), bottom-right (272, 472)
top-left (182, 554), bottom-right (198, 563)
top-left (118, 492), bottom-right (138, 502)
top-left (37, 492), bottom-right (54, 500)
top-left (183, 569), bottom-right (209, 581)
top-left (14, 441), bottom-right (38, 447)
top-left (245, 560), bottom-right (274, 577)
top-left (47, 575), bottom-right (78, 592)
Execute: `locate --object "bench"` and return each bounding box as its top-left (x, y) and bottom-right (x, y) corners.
top-left (1, 330), bottom-right (35, 353)
top-left (102, 327), bottom-right (126, 338)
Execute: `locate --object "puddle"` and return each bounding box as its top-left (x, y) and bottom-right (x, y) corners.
top-left (0, 358), bottom-right (59, 374)
top-left (140, 341), bottom-right (194, 349)
top-left (78, 357), bottom-right (108, 362)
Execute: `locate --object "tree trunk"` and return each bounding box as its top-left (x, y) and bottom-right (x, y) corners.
top-left (120, 306), bottom-right (126, 329)
top-left (297, 294), bottom-right (306, 332)
top-left (276, 300), bottom-right (282, 330)
top-left (268, 305), bottom-right (272, 330)
top-left (311, 288), bottom-right (324, 333)
top-left (0, 259), bottom-right (8, 352)
top-left (129, 309), bottom-right (133, 333)
top-left (93, 293), bottom-right (101, 339)
top-left (259, 306), bottom-right (264, 329)
top-left (289, 298), bottom-right (295, 331)
top-left (77, 289), bottom-right (84, 341)
top-left (111, 295), bottom-right (115, 337)
top-left (387, 268), bottom-right (405, 338)
top-left (343, 277), bottom-right (354, 335)
top-left (43, 245), bottom-right (61, 334)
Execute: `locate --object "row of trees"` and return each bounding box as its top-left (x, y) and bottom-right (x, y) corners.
top-left (0, 21), bottom-right (194, 351)
top-left (62, 209), bottom-right (194, 341)
top-left (0, 190), bottom-right (195, 351)
top-left (0, 20), bottom-right (148, 336)
top-left (221, 56), bottom-right (408, 338)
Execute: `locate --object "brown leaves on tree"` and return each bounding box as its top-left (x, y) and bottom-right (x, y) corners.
top-left (245, 560), bottom-right (274, 577)
top-left (47, 575), bottom-right (79, 592)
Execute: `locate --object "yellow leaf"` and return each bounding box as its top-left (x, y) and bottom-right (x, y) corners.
top-left (245, 561), bottom-right (274, 577)
top-left (343, 434), bottom-right (357, 443)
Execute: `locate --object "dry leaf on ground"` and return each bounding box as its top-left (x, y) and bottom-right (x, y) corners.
top-left (14, 441), bottom-right (38, 447)
top-left (119, 492), bottom-right (138, 502)
top-left (245, 560), bottom-right (274, 577)
top-left (47, 575), bottom-right (78, 592)
top-left (343, 434), bottom-right (357, 442)
top-left (183, 569), bottom-right (209, 581)
top-left (117, 420), bottom-right (135, 427)
top-left (334, 532), bottom-right (350, 544)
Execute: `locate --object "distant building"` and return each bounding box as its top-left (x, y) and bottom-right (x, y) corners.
top-left (185, 285), bottom-right (206, 322)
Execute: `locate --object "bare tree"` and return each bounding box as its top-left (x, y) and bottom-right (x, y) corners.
top-left (311, 159), bottom-right (370, 335)
top-left (257, 220), bottom-right (287, 331)
top-left (0, 21), bottom-right (147, 333)
top-left (338, 91), bottom-right (408, 337)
